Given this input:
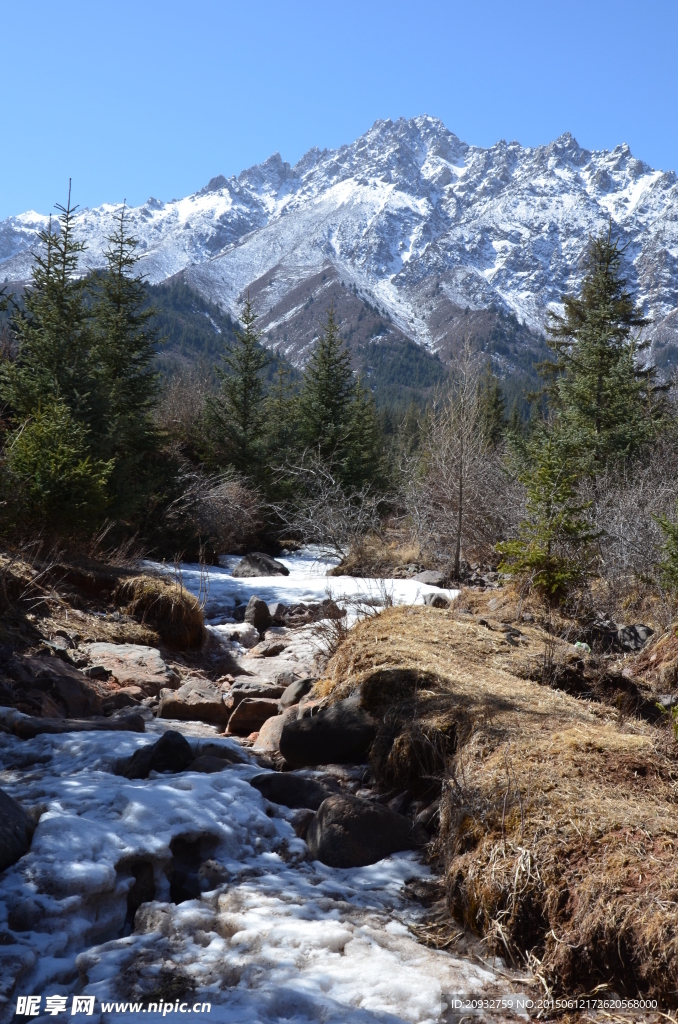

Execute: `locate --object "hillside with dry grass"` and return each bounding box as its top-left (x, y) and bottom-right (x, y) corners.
top-left (319, 601), bottom-right (678, 1002)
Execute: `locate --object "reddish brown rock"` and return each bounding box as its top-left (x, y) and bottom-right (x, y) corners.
top-left (227, 697), bottom-right (280, 736)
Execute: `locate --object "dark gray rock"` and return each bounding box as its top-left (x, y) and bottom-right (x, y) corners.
top-left (423, 593), bottom-right (451, 609)
top-left (0, 788), bottom-right (36, 873)
top-left (249, 772), bottom-right (336, 810)
top-left (617, 624), bottom-right (654, 652)
top-left (279, 677), bottom-right (315, 710)
top-left (280, 699), bottom-right (377, 768)
top-left (307, 794), bottom-right (425, 867)
top-left (414, 570), bottom-right (447, 588)
top-left (187, 755), bottom-right (232, 773)
top-left (232, 553), bottom-right (289, 578)
top-left (116, 730), bottom-right (194, 779)
top-left (244, 596), bottom-right (272, 633)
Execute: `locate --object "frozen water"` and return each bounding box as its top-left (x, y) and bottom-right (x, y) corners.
top-left (0, 724), bottom-right (528, 1023)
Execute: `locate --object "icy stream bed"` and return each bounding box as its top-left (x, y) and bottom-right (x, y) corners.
top-left (0, 554), bottom-right (531, 1023)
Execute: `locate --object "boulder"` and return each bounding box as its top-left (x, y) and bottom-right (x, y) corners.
top-left (423, 593), bottom-right (451, 609)
top-left (617, 624), bottom-right (654, 652)
top-left (307, 794), bottom-right (425, 867)
top-left (280, 699), bottom-right (377, 768)
top-left (230, 679), bottom-right (287, 706)
top-left (102, 688), bottom-right (141, 712)
top-left (414, 570), bottom-right (447, 588)
top-left (252, 705), bottom-right (299, 752)
top-left (268, 602), bottom-right (289, 622)
top-left (279, 677), bottom-right (315, 710)
top-left (116, 730), bottom-right (194, 779)
top-left (187, 755), bottom-right (232, 773)
top-left (250, 772), bottom-right (338, 810)
top-left (0, 788), bottom-right (36, 873)
top-left (83, 643), bottom-right (179, 696)
top-left (158, 679), bottom-right (231, 726)
top-left (194, 740), bottom-right (247, 764)
top-left (227, 697), bottom-right (280, 736)
top-left (232, 552), bottom-right (290, 578)
top-left (23, 656), bottom-right (103, 717)
top-left (244, 596), bottom-right (272, 633)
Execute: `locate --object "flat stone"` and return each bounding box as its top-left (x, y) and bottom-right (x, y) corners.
top-left (227, 697), bottom-right (280, 736)
top-left (247, 641), bottom-right (287, 659)
top-left (13, 714), bottom-right (145, 739)
top-left (230, 680), bottom-right (287, 706)
top-left (84, 643), bottom-right (179, 696)
top-left (249, 772), bottom-right (337, 810)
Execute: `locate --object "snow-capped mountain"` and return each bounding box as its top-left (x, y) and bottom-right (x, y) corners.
top-left (2, 116), bottom-right (677, 365)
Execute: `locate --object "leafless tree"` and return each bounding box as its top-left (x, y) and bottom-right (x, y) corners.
top-left (155, 365), bottom-right (213, 439)
top-left (404, 349), bottom-right (521, 576)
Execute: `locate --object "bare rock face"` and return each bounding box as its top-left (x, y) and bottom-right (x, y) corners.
top-left (158, 679), bottom-right (231, 726)
top-left (84, 643), bottom-right (179, 696)
top-left (232, 553), bottom-right (289, 578)
top-left (227, 697), bottom-right (280, 736)
top-left (280, 700), bottom-right (377, 768)
top-left (306, 794), bottom-right (425, 867)
top-left (0, 788), bottom-right (36, 873)
top-left (115, 730), bottom-right (194, 779)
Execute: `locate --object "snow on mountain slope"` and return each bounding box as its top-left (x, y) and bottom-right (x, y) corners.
top-left (2, 116), bottom-right (678, 362)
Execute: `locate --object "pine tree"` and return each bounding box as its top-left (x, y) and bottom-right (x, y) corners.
top-left (91, 203), bottom-right (161, 508)
top-left (208, 294), bottom-right (270, 474)
top-left (342, 376), bottom-right (384, 488)
top-left (541, 225), bottom-right (665, 471)
top-left (1, 183), bottom-right (99, 428)
top-left (296, 305), bottom-right (354, 461)
top-left (497, 432), bottom-right (597, 602)
top-left (264, 362), bottom-right (297, 454)
top-left (477, 363), bottom-right (505, 444)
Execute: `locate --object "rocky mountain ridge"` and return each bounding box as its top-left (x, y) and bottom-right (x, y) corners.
top-left (2, 116), bottom-right (677, 368)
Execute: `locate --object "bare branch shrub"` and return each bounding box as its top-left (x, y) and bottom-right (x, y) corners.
top-left (155, 365), bottom-right (213, 438)
top-left (273, 453), bottom-right (383, 559)
top-left (404, 349), bottom-right (523, 576)
top-left (164, 465), bottom-right (265, 554)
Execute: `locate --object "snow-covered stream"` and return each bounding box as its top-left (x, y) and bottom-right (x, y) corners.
top-left (0, 554), bottom-right (531, 1023)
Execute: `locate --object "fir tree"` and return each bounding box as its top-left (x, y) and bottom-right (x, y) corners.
top-left (208, 294), bottom-right (270, 474)
top-left (342, 376), bottom-right (384, 488)
top-left (497, 432), bottom-right (597, 602)
top-left (541, 225), bottom-right (665, 471)
top-left (1, 183), bottom-right (98, 428)
top-left (296, 305), bottom-right (354, 461)
top-left (477, 363), bottom-right (505, 444)
top-left (91, 203), bottom-right (161, 507)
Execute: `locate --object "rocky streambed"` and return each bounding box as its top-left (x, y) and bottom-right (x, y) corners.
top-left (0, 551), bottom-right (533, 1023)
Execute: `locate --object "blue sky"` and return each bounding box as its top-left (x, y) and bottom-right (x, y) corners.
top-left (1, 0), bottom-right (676, 219)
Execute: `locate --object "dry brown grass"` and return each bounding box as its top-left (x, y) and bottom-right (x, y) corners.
top-left (320, 605), bottom-right (678, 1003)
top-left (329, 532), bottom-right (426, 578)
top-left (113, 575), bottom-right (205, 650)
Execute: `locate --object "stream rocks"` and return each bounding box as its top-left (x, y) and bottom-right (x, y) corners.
top-left (232, 552), bottom-right (290, 578)
top-left (115, 730), bottom-right (194, 779)
top-left (249, 772), bottom-right (337, 810)
top-left (0, 788), bottom-right (36, 872)
top-left (84, 643), bottom-right (180, 696)
top-left (244, 596), bottom-right (272, 632)
top-left (227, 697), bottom-right (280, 735)
top-left (280, 700), bottom-right (377, 767)
top-left (158, 678), bottom-right (231, 726)
top-left (307, 794), bottom-right (426, 867)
